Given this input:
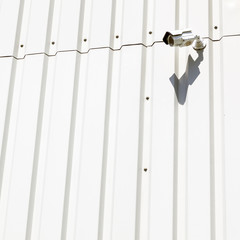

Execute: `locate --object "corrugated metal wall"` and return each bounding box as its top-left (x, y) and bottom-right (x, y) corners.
top-left (0, 0), bottom-right (240, 239)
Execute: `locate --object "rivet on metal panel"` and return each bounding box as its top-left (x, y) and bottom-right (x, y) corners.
top-left (146, 97), bottom-right (150, 100)
top-left (115, 35), bottom-right (119, 39)
top-left (144, 168), bottom-right (148, 172)
top-left (149, 31), bottom-right (152, 35)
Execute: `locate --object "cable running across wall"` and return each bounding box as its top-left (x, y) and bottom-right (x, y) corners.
top-left (0, 33), bottom-right (240, 60)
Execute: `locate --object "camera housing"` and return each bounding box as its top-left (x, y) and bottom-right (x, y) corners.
top-left (163, 29), bottom-right (206, 50)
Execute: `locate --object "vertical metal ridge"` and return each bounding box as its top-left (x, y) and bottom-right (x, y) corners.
top-left (135, 0), bottom-right (149, 237)
top-left (109, 0), bottom-right (124, 50)
top-left (45, 0), bottom-right (63, 55)
top-left (220, 41), bottom-right (226, 240)
top-left (209, 0), bottom-right (226, 239)
top-left (173, 0), bottom-right (189, 239)
top-left (57, 1), bottom-right (90, 234)
top-left (59, 0), bottom-right (94, 234)
top-left (173, 0), bottom-right (180, 239)
top-left (25, 3), bottom-right (67, 236)
top-left (208, 0), bottom-right (222, 40)
top-left (141, 0), bottom-right (148, 44)
top-left (135, 47), bottom-right (147, 240)
top-left (71, 54), bottom-right (90, 240)
top-left (13, 0), bottom-right (33, 58)
top-left (208, 2), bottom-right (215, 240)
top-left (44, 0), bottom-right (58, 54)
top-left (109, 0), bottom-right (117, 47)
top-left (77, 0), bottom-right (93, 52)
top-left (58, 2), bottom-right (89, 239)
top-left (76, 0), bottom-right (86, 50)
top-left (98, 0), bottom-right (117, 238)
top-left (175, 0), bottom-right (180, 30)
top-left (97, 49), bottom-right (114, 240)
top-left (135, 0), bottom-right (155, 238)
top-left (209, 39), bottom-right (215, 240)
top-left (13, 0), bottom-right (26, 56)
top-left (209, 42), bottom-right (226, 240)
top-left (25, 56), bottom-right (49, 240)
top-left (60, 53), bottom-right (81, 240)
top-left (0, 58), bottom-right (26, 240)
top-left (173, 47), bottom-right (179, 240)
top-left (0, 59), bottom-right (18, 198)
top-left (208, 0), bottom-right (213, 40)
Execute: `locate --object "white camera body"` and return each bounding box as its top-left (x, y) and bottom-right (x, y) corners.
top-left (163, 29), bottom-right (206, 50)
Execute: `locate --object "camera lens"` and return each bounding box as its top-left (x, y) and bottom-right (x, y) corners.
top-left (168, 36), bottom-right (174, 46)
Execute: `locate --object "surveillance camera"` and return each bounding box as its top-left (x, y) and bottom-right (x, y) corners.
top-left (163, 29), bottom-right (206, 50)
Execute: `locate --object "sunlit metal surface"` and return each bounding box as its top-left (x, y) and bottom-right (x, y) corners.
top-left (0, 0), bottom-right (240, 239)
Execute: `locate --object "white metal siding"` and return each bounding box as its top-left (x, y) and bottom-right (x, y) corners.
top-left (0, 0), bottom-right (240, 239)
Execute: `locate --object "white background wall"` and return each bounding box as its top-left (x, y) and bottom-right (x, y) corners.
top-left (0, 0), bottom-right (240, 239)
